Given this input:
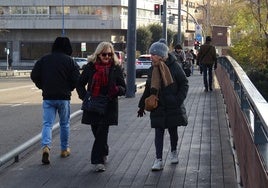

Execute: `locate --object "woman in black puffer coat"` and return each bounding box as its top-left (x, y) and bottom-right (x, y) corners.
top-left (138, 39), bottom-right (189, 171)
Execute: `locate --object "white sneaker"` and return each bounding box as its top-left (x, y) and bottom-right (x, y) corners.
top-left (170, 150), bottom-right (178, 164)
top-left (94, 164), bottom-right (106, 172)
top-left (151, 159), bottom-right (163, 171)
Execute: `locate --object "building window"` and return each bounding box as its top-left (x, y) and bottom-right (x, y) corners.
top-left (22, 7), bottom-right (35, 14)
top-left (78, 6), bottom-right (102, 15)
top-left (36, 7), bottom-right (49, 14)
top-left (122, 7), bottom-right (128, 16)
top-left (56, 6), bottom-right (70, 15)
top-left (0, 7), bottom-right (4, 15)
top-left (9, 6), bottom-right (49, 15)
top-left (10, 7), bottom-right (22, 14)
top-left (20, 42), bottom-right (52, 61)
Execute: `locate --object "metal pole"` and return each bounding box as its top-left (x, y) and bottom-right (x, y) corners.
top-left (62, 0), bottom-right (65, 36)
top-left (181, 9), bottom-right (198, 25)
top-left (126, 0), bottom-right (136, 98)
top-left (207, 0), bottom-right (210, 35)
top-left (186, 1), bottom-right (189, 30)
top-left (6, 50), bottom-right (8, 70)
top-left (177, 0), bottom-right (181, 44)
top-left (162, 0), bottom-right (167, 41)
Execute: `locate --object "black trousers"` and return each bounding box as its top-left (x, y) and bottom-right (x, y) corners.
top-left (202, 64), bottom-right (213, 89)
top-left (90, 124), bottom-right (109, 164)
top-left (154, 127), bottom-right (178, 159)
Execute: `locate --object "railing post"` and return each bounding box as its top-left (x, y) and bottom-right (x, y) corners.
top-left (254, 116), bottom-right (268, 144)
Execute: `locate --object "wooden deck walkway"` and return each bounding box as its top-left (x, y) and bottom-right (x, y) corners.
top-left (0, 72), bottom-right (238, 188)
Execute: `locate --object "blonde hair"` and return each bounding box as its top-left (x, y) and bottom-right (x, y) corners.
top-left (88, 41), bottom-right (119, 65)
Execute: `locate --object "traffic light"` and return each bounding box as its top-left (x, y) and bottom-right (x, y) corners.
top-left (154, 4), bottom-right (160, 15)
top-left (194, 40), bottom-right (200, 50)
top-left (160, 5), bottom-right (164, 15)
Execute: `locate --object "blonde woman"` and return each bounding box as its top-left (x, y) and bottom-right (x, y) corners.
top-left (76, 42), bottom-right (126, 172)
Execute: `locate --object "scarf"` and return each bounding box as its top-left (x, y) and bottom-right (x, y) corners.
top-left (91, 61), bottom-right (111, 97)
top-left (151, 60), bottom-right (174, 93)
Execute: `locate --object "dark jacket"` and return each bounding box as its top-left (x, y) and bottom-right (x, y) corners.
top-left (138, 54), bottom-right (189, 128)
top-left (31, 52), bottom-right (80, 100)
top-left (76, 62), bottom-right (126, 126)
top-left (197, 43), bottom-right (217, 66)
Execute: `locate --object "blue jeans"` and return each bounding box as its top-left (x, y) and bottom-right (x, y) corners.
top-left (42, 100), bottom-right (70, 150)
top-left (202, 64), bottom-right (213, 89)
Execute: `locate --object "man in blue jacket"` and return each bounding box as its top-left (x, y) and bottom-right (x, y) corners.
top-left (31, 37), bottom-right (80, 165)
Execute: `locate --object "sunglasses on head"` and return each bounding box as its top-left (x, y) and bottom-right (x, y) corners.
top-left (101, 53), bottom-right (112, 57)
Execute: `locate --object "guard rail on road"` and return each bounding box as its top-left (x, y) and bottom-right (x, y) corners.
top-left (0, 111), bottom-right (82, 168)
top-left (0, 70), bottom-right (31, 77)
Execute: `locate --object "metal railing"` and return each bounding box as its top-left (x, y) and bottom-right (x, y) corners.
top-left (218, 56), bottom-right (268, 144)
top-left (216, 55), bottom-right (268, 187)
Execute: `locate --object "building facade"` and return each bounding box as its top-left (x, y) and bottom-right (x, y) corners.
top-left (0, 0), bottom-right (203, 69)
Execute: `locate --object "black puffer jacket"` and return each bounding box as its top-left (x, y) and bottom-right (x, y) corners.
top-left (31, 52), bottom-right (80, 100)
top-left (138, 53), bottom-right (189, 128)
top-left (76, 62), bottom-right (126, 126)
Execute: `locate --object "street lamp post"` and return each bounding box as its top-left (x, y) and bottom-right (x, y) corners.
top-left (126, 0), bottom-right (136, 98)
top-left (162, 0), bottom-right (167, 41)
top-left (167, 5), bottom-right (200, 42)
top-left (195, 0), bottom-right (211, 36)
top-left (195, 5), bottom-right (207, 34)
top-left (178, 0), bottom-right (181, 44)
top-left (62, 0), bottom-right (65, 36)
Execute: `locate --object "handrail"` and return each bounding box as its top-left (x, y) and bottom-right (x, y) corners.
top-left (218, 56), bottom-right (268, 171)
top-left (218, 56), bottom-right (268, 142)
top-left (216, 55), bottom-right (268, 187)
top-left (0, 110), bottom-right (82, 167)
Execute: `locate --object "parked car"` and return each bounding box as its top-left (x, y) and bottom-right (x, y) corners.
top-left (136, 54), bottom-right (151, 78)
top-left (73, 57), bottom-right (87, 69)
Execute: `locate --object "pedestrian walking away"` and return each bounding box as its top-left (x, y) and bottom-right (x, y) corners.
top-left (31, 37), bottom-right (80, 165)
top-left (76, 41), bottom-right (126, 172)
top-left (137, 39), bottom-right (189, 171)
top-left (197, 36), bottom-right (217, 92)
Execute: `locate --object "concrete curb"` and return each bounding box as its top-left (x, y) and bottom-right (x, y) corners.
top-left (0, 70), bottom-right (31, 77)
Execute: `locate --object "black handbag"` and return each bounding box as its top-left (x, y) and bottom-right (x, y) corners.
top-left (81, 92), bottom-right (109, 114)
